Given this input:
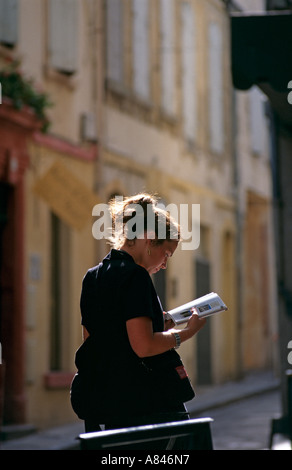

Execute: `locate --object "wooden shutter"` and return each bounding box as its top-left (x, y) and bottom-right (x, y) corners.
top-left (250, 86), bottom-right (266, 154)
top-left (132, 0), bottom-right (150, 101)
top-left (160, 0), bottom-right (176, 116)
top-left (0, 0), bottom-right (18, 46)
top-left (48, 0), bottom-right (79, 74)
top-left (208, 23), bottom-right (224, 153)
top-left (181, 1), bottom-right (197, 142)
top-left (106, 0), bottom-right (124, 85)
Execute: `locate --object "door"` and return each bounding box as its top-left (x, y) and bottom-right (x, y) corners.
top-left (0, 183), bottom-right (9, 425)
top-left (195, 258), bottom-right (212, 385)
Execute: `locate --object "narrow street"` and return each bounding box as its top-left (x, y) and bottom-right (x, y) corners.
top-left (193, 390), bottom-right (282, 450)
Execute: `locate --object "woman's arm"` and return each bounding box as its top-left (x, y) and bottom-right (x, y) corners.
top-left (126, 313), bottom-right (206, 358)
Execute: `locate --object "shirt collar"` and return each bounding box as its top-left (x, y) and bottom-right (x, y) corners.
top-left (107, 249), bottom-right (135, 263)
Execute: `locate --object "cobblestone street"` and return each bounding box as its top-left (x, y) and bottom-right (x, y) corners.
top-left (193, 390), bottom-right (282, 450)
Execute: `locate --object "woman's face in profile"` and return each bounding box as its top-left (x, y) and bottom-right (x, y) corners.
top-left (145, 240), bottom-right (178, 275)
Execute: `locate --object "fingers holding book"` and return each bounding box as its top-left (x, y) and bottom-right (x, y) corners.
top-left (185, 309), bottom-right (207, 335)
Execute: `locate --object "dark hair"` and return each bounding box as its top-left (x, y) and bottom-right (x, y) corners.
top-left (108, 193), bottom-right (180, 249)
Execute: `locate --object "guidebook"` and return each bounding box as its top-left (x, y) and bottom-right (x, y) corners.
top-left (165, 292), bottom-right (228, 325)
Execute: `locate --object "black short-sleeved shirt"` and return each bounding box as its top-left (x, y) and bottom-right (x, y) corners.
top-left (76, 249), bottom-right (186, 421)
top-left (80, 249), bottom-right (164, 342)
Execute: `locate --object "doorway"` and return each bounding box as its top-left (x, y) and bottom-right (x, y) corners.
top-left (0, 181), bottom-right (26, 424)
top-left (195, 258), bottom-right (212, 384)
top-left (0, 183), bottom-right (10, 426)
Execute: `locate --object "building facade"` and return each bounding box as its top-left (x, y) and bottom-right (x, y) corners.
top-left (0, 0), bottom-right (278, 431)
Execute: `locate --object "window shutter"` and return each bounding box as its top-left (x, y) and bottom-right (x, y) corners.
top-left (0, 0), bottom-right (18, 46)
top-left (106, 0), bottom-right (124, 85)
top-left (250, 86), bottom-right (266, 154)
top-left (208, 23), bottom-right (224, 154)
top-left (132, 0), bottom-right (150, 101)
top-left (181, 2), bottom-right (197, 143)
top-left (48, 0), bottom-right (79, 74)
top-left (160, 0), bottom-right (176, 116)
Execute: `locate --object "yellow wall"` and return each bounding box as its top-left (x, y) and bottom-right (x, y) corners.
top-left (24, 142), bottom-right (97, 428)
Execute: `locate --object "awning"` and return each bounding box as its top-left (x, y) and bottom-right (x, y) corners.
top-left (231, 12), bottom-right (292, 128)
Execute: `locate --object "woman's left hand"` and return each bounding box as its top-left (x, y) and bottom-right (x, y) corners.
top-left (163, 312), bottom-right (175, 331)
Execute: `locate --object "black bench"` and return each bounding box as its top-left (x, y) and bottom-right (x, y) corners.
top-left (79, 417), bottom-right (213, 450)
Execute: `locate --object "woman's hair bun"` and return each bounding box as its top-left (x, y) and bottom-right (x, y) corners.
top-left (108, 192), bottom-right (180, 249)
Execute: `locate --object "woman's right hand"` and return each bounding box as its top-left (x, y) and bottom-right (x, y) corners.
top-left (184, 309), bottom-right (206, 336)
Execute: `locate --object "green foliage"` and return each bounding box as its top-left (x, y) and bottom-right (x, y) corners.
top-left (0, 62), bottom-right (52, 132)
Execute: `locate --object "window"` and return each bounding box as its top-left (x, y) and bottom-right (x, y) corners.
top-left (106, 0), bottom-right (124, 86)
top-left (250, 86), bottom-right (267, 155)
top-left (132, 0), bottom-right (150, 102)
top-left (0, 0), bottom-right (18, 47)
top-left (181, 2), bottom-right (197, 143)
top-left (208, 23), bottom-right (224, 154)
top-left (160, 0), bottom-right (176, 116)
top-left (48, 0), bottom-right (79, 75)
top-left (50, 213), bottom-right (71, 371)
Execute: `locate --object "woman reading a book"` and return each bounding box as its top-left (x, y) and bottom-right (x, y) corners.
top-left (71, 193), bottom-right (206, 443)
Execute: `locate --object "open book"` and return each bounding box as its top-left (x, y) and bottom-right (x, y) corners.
top-left (165, 292), bottom-right (228, 325)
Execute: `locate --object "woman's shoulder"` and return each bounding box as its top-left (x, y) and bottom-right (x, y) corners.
top-left (84, 263), bottom-right (101, 278)
top-left (83, 250), bottom-right (151, 286)
top-left (81, 263), bottom-right (103, 290)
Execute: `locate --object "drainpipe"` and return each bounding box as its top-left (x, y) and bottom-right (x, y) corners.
top-left (231, 88), bottom-right (244, 380)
